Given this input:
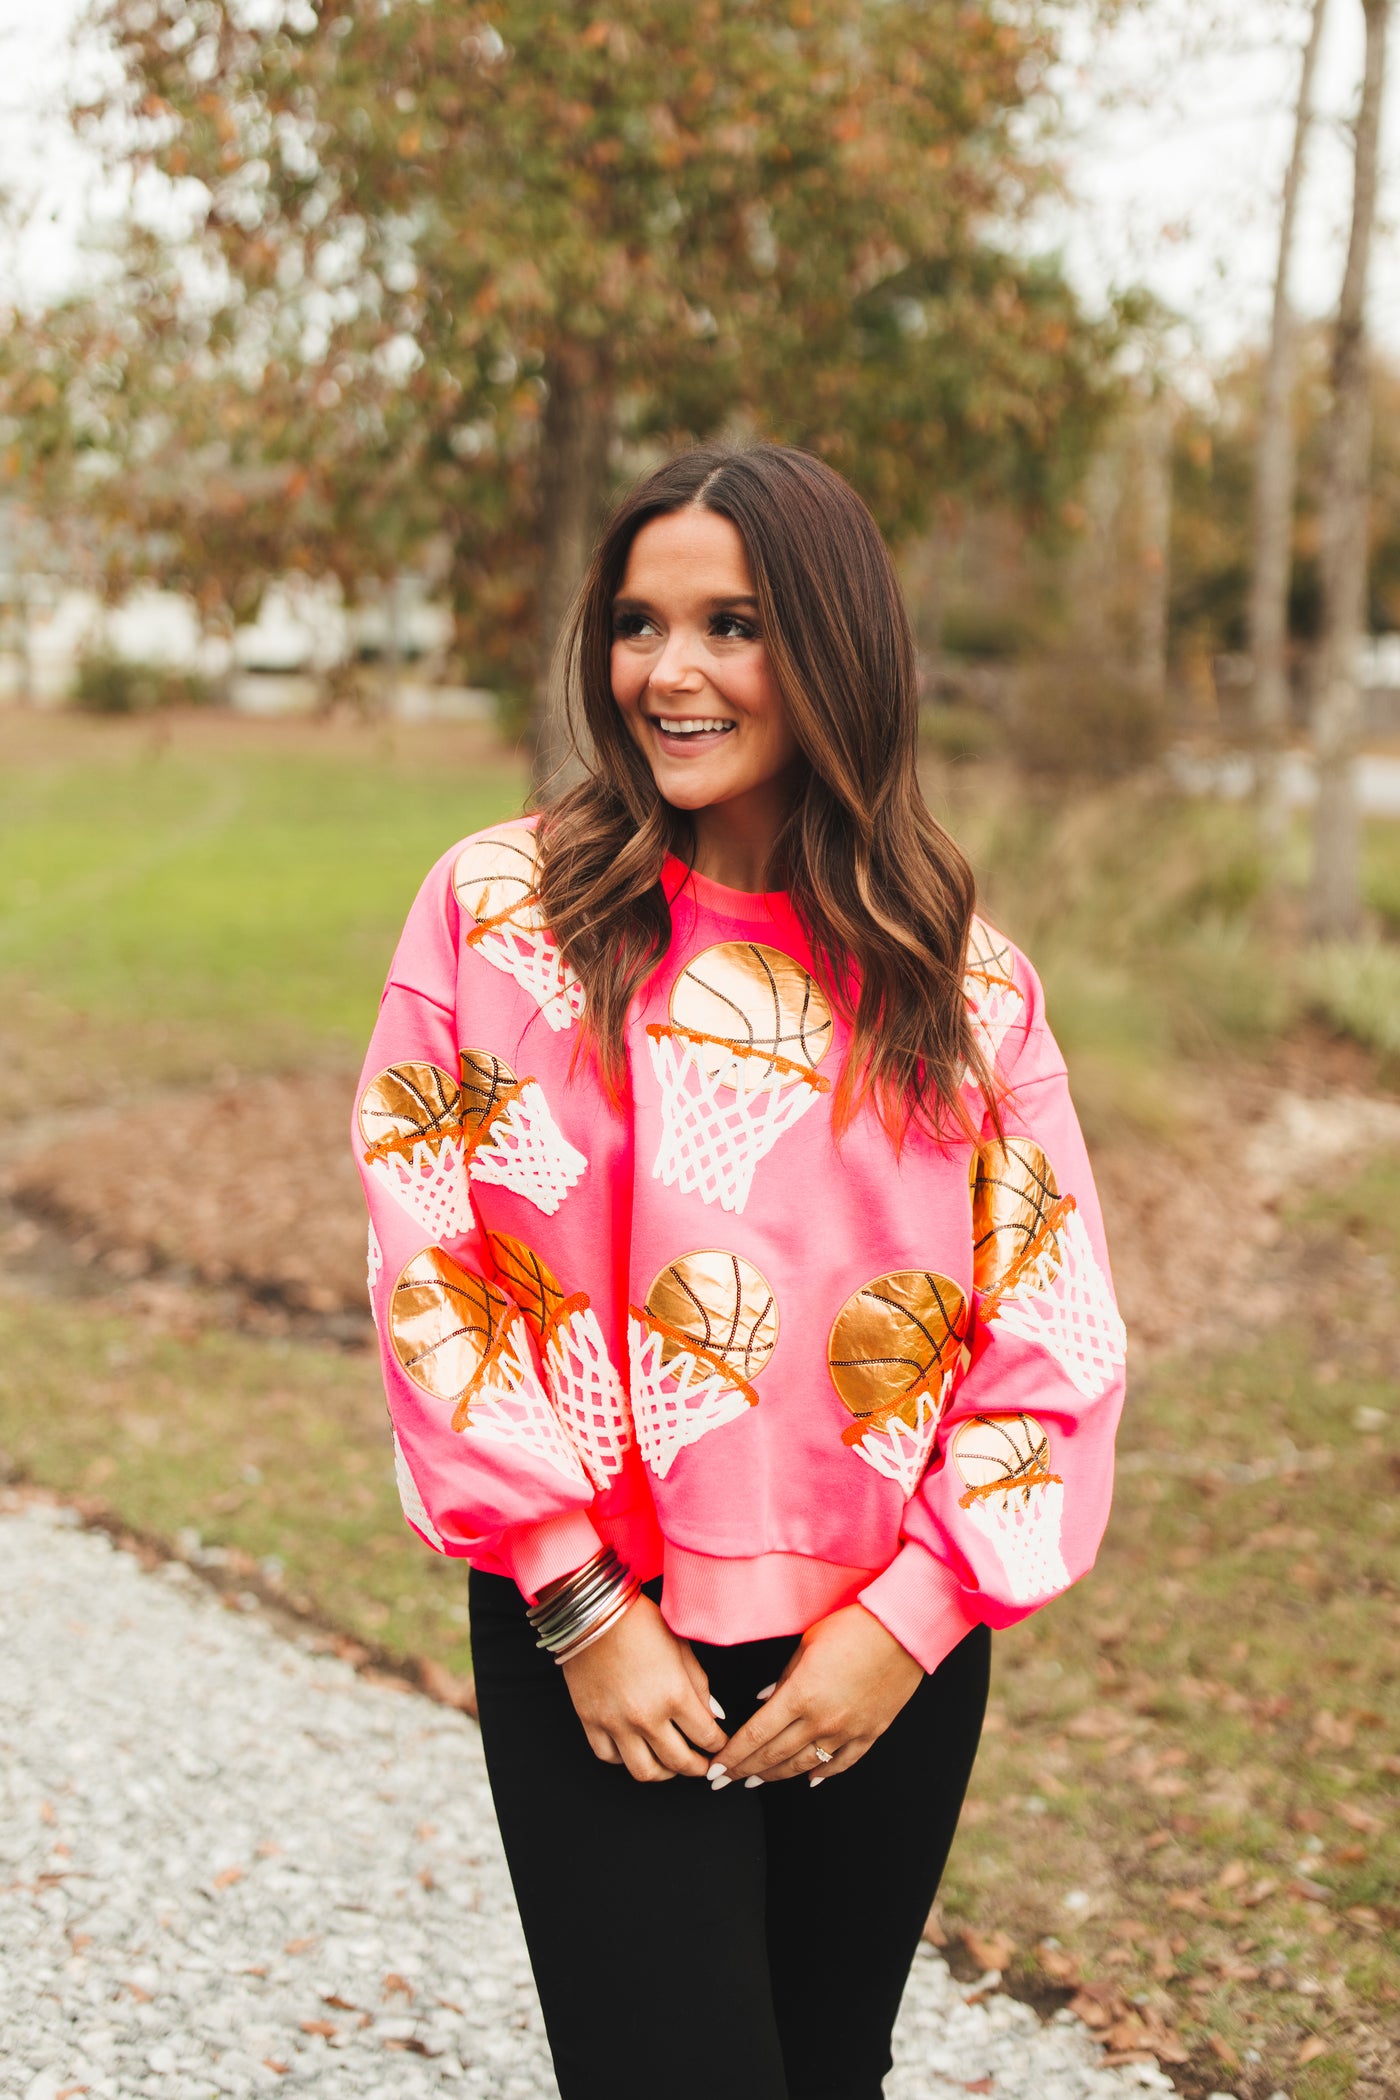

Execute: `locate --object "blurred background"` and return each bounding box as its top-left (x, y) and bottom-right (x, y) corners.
top-left (0, 4), bottom-right (1397, 2095)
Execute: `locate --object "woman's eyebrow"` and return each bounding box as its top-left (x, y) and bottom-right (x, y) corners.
top-left (610, 592), bottom-right (759, 608)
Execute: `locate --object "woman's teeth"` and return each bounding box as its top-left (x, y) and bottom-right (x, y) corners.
top-left (655, 718), bottom-right (734, 737)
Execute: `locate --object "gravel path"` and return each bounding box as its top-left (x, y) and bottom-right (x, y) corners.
top-left (1, 1505), bottom-right (1184, 2100)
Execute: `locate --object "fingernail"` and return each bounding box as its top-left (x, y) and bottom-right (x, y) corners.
top-left (744, 1775), bottom-right (764, 1788)
top-left (706, 1762), bottom-right (727, 1780)
top-left (709, 1776), bottom-right (732, 1792)
top-left (708, 1696), bottom-right (726, 1720)
top-left (809, 1774), bottom-right (826, 1789)
top-left (756, 1682), bottom-right (777, 1701)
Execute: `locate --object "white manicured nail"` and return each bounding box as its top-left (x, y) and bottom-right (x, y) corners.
top-left (744, 1776), bottom-right (764, 1788)
top-left (756, 1683), bottom-right (777, 1701)
top-left (708, 1696), bottom-right (726, 1720)
top-left (706, 1762), bottom-right (727, 1779)
top-left (809, 1774), bottom-right (826, 1789)
top-left (710, 1775), bottom-right (732, 1792)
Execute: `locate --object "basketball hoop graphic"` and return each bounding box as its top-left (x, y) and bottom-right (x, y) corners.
top-left (389, 1245), bottom-right (590, 1487)
top-left (951, 1412), bottom-right (1068, 1603)
top-left (828, 1269), bottom-right (969, 1496)
top-left (367, 1220), bottom-right (383, 1305)
top-left (391, 1430), bottom-right (446, 1552)
top-left (358, 1061), bottom-right (475, 1242)
top-left (648, 942), bottom-right (833, 1214)
top-left (972, 1138), bottom-right (1126, 1399)
top-left (490, 1231), bottom-right (633, 1492)
top-left (963, 915), bottom-right (1024, 1074)
top-left (453, 824), bottom-right (585, 1031)
top-left (459, 1048), bottom-right (586, 1215)
top-left (629, 1249), bottom-right (778, 1479)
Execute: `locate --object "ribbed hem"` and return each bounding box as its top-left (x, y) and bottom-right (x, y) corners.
top-left (858, 1541), bottom-right (984, 1676)
top-left (500, 1510), bottom-right (603, 1604)
top-left (660, 1545), bottom-right (879, 1644)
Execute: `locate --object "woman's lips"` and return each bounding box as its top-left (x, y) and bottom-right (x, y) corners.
top-left (648, 716), bottom-right (737, 754)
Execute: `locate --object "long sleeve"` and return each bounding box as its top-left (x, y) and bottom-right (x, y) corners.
top-left (859, 955), bottom-right (1127, 1674)
top-left (352, 850), bottom-right (602, 1599)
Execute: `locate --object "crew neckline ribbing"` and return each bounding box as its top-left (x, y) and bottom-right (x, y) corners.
top-left (661, 854), bottom-right (792, 925)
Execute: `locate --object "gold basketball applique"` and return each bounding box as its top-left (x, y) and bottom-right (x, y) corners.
top-left (452, 823), bottom-right (584, 1031)
top-left (950, 1412), bottom-right (1068, 1603)
top-left (970, 1138), bottom-right (1126, 1400)
top-left (388, 1245), bottom-right (588, 1485)
top-left (828, 1269), bottom-right (968, 1496)
top-left (628, 1249), bottom-right (779, 1479)
top-left (647, 941), bottom-right (832, 1214)
top-left (358, 1061), bottom-right (474, 1241)
top-left (458, 1047), bottom-right (586, 1215)
top-left (489, 1231), bottom-right (633, 1491)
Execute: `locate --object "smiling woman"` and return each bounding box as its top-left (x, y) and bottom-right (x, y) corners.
top-left (352, 442), bottom-right (1126, 2100)
top-left (608, 508), bottom-right (800, 889)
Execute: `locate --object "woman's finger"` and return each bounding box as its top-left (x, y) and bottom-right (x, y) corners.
top-left (618, 1732), bottom-right (676, 1783)
top-left (806, 1737), bottom-right (871, 1787)
top-left (645, 1719), bottom-right (714, 1780)
top-left (676, 1639), bottom-right (725, 1724)
top-left (715, 1685), bottom-right (807, 1778)
top-left (722, 1713), bottom-right (817, 1782)
top-left (673, 1678), bottom-right (729, 1760)
top-left (583, 1725), bottom-right (622, 1765)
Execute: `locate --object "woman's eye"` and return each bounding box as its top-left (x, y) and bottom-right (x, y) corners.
top-left (612, 611), bottom-right (657, 639)
top-left (711, 613), bottom-right (757, 640)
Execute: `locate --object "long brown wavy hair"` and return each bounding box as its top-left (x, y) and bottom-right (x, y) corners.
top-left (535, 442), bottom-right (996, 1142)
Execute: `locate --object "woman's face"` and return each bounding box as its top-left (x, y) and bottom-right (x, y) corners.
top-left (610, 507), bottom-right (801, 819)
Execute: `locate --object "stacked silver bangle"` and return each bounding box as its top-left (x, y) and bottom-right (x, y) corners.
top-left (527, 1545), bottom-right (641, 1666)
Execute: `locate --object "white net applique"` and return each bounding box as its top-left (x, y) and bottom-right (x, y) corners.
top-left (964, 969), bottom-right (1025, 1069)
top-left (365, 1134), bottom-right (474, 1243)
top-left (392, 1431), bottom-right (446, 1552)
top-left (628, 1316), bottom-right (756, 1480)
top-left (647, 1028), bottom-right (827, 1215)
top-left (468, 921), bottom-right (585, 1033)
top-left (462, 1322), bottom-right (592, 1489)
top-left (962, 1479), bottom-right (1069, 1604)
top-left (845, 1370), bottom-right (954, 1498)
top-left (989, 1206), bottom-right (1126, 1399)
top-left (545, 1306), bottom-right (634, 1492)
top-left (467, 1081), bottom-right (587, 1215)
top-left (366, 1220), bottom-right (384, 1305)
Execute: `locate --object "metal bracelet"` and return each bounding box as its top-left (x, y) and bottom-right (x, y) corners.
top-left (552, 1581), bottom-right (643, 1666)
top-left (526, 1547), bottom-right (636, 1659)
top-left (530, 1554), bottom-right (621, 1644)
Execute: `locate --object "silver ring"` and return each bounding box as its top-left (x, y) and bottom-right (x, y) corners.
top-left (812, 1745), bottom-right (834, 1765)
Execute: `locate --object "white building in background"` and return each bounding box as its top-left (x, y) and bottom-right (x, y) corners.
top-left (0, 565), bottom-right (486, 719)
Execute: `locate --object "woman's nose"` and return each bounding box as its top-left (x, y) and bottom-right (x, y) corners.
top-left (649, 627), bottom-right (705, 693)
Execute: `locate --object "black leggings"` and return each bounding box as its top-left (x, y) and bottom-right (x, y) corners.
top-left (469, 1571), bottom-right (990, 2100)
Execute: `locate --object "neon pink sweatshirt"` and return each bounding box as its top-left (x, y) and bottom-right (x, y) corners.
top-left (352, 820), bottom-right (1127, 1675)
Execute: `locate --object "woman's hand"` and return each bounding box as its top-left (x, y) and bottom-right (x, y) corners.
top-left (713, 1605), bottom-right (924, 1786)
top-left (561, 1592), bottom-right (729, 1782)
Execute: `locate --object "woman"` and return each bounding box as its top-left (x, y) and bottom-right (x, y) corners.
top-left (353, 444), bottom-right (1126, 2100)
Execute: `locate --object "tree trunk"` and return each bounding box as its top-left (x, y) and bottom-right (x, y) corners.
top-left (530, 344), bottom-right (615, 797)
top-left (1134, 388), bottom-right (1173, 710)
top-left (1311, 0), bottom-right (1389, 939)
top-left (1250, 0), bottom-right (1329, 851)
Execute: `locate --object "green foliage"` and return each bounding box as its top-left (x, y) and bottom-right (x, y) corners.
top-left (1302, 938), bottom-right (1400, 1063)
top-left (72, 653), bottom-right (218, 714)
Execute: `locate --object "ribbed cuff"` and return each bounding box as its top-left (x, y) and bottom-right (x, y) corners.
top-left (858, 1540), bottom-right (983, 1676)
top-left (501, 1509), bottom-right (603, 1604)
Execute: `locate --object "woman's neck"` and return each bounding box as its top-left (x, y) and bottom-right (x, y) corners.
top-left (687, 780), bottom-right (794, 894)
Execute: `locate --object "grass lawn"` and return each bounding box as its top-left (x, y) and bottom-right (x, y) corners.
top-left (2, 711), bottom-right (1398, 2095)
top-left (0, 710), bottom-right (528, 1106)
